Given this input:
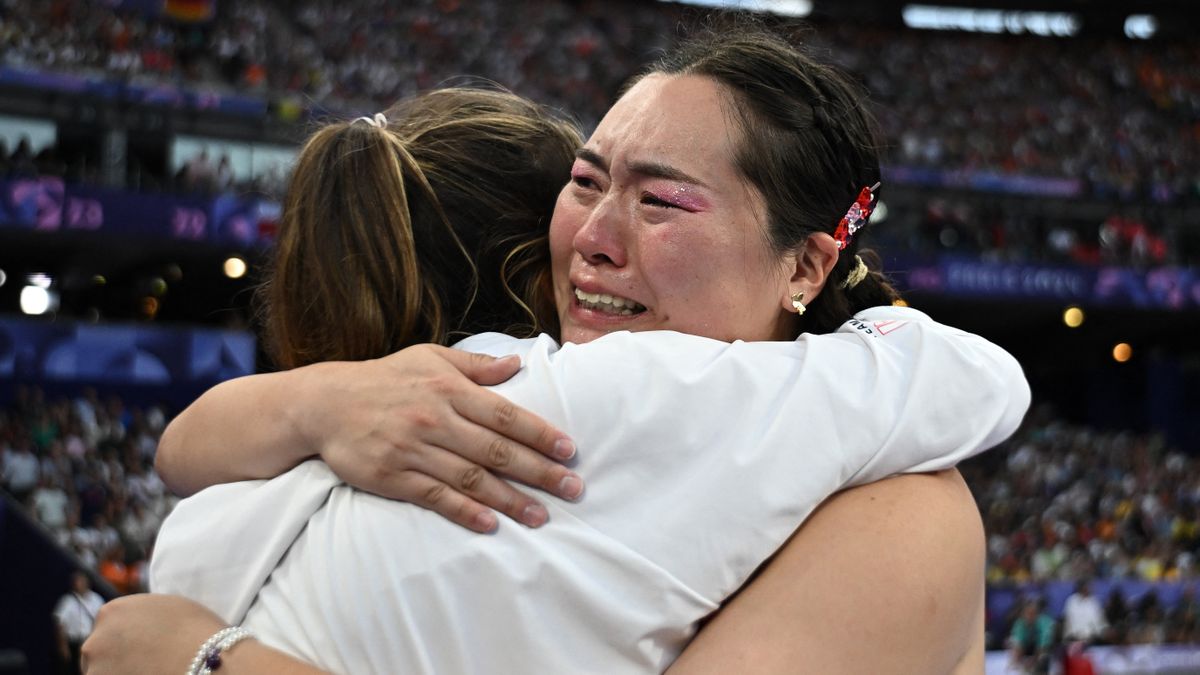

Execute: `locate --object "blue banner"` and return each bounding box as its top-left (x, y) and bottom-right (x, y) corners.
top-left (0, 317), bottom-right (254, 386)
top-left (987, 579), bottom-right (1194, 627)
top-left (883, 164), bottom-right (1085, 198)
top-left (0, 66), bottom-right (266, 117)
top-left (892, 255), bottom-right (1200, 310)
top-left (0, 178), bottom-right (277, 247)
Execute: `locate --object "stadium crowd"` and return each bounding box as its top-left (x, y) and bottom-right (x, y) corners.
top-left (963, 403), bottom-right (1200, 651)
top-left (1, 386), bottom-right (174, 596)
top-left (1, 0), bottom-right (1197, 204)
top-left (880, 198), bottom-right (1173, 268)
top-left (3, 0), bottom-right (1196, 268)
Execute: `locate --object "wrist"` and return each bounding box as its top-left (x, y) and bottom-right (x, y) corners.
top-left (188, 625), bottom-right (256, 675)
top-left (285, 361), bottom-right (348, 462)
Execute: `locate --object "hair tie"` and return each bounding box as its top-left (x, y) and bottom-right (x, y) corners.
top-left (353, 112), bottom-right (388, 128)
top-left (839, 255), bottom-right (869, 290)
top-left (832, 182), bottom-right (880, 251)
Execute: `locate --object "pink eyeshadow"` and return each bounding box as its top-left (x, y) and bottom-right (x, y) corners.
top-left (653, 184), bottom-right (710, 211)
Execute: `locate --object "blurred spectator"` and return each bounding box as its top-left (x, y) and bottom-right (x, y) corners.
top-left (1166, 585), bottom-right (1199, 642)
top-left (31, 473), bottom-right (70, 531)
top-left (1128, 592), bottom-right (1168, 645)
top-left (1063, 641), bottom-right (1097, 675)
top-left (182, 148), bottom-right (215, 193)
top-left (1105, 588), bottom-right (1131, 645)
top-left (1062, 581), bottom-right (1108, 644)
top-left (53, 571), bottom-right (104, 675)
top-left (214, 153), bottom-right (234, 192)
top-left (98, 542), bottom-right (134, 595)
top-left (119, 500), bottom-right (158, 558)
top-left (2, 438), bottom-right (41, 503)
top-left (1008, 598), bottom-right (1057, 674)
top-left (8, 137), bottom-right (38, 179)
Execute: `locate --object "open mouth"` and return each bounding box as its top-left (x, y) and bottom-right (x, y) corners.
top-left (574, 287), bottom-right (647, 316)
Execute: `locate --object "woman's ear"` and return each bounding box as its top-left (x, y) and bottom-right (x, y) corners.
top-left (779, 233), bottom-right (840, 313)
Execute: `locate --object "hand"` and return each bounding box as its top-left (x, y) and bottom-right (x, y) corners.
top-left (295, 344), bottom-right (583, 532)
top-left (81, 594), bottom-right (227, 675)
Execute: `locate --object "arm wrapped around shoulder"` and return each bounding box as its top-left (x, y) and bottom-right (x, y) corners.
top-left (668, 470), bottom-right (986, 675)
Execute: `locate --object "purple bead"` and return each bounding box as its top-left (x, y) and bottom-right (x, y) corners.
top-left (205, 651), bottom-right (223, 670)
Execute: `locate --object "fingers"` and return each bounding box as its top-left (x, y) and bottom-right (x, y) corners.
top-left (436, 346), bottom-right (524, 387)
top-left (384, 466), bottom-right (540, 528)
top-left (407, 343), bottom-right (578, 469)
top-left (442, 405), bottom-right (583, 501)
top-left (450, 384), bottom-right (577, 464)
top-left (417, 424), bottom-right (580, 516)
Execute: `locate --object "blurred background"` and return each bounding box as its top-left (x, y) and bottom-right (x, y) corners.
top-left (0, 0), bottom-right (1196, 673)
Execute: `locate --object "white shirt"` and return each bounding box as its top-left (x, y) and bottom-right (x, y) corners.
top-left (54, 590), bottom-right (105, 642)
top-left (32, 487), bottom-right (70, 530)
top-left (1062, 592), bottom-right (1107, 641)
top-left (2, 449), bottom-right (39, 492)
top-left (153, 306), bottom-right (1030, 674)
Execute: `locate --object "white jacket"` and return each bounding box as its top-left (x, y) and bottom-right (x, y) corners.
top-left (152, 306), bottom-right (1030, 674)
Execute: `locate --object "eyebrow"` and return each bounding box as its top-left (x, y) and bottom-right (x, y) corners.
top-left (575, 148), bottom-right (710, 188)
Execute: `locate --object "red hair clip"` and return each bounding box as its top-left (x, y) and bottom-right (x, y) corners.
top-left (833, 182), bottom-right (880, 251)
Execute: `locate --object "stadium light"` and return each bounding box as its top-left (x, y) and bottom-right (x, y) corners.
top-left (223, 256), bottom-right (248, 279)
top-left (1112, 343), bottom-right (1132, 363)
top-left (902, 5), bottom-right (1080, 37)
top-left (20, 285), bottom-right (59, 315)
top-left (0, 267), bottom-right (6, 288)
top-left (141, 296), bottom-right (160, 319)
top-left (1062, 306), bottom-right (1084, 328)
top-left (656, 0), bottom-right (811, 18)
top-left (1124, 15), bottom-right (1157, 40)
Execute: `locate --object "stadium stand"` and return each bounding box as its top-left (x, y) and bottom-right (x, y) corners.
top-left (3, 1), bottom-right (1196, 269)
top-left (1, 1), bottom-right (1198, 673)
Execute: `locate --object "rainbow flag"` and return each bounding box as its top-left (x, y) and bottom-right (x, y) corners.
top-left (164, 0), bottom-right (215, 22)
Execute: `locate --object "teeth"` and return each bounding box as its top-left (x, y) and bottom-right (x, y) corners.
top-left (574, 287), bottom-right (645, 315)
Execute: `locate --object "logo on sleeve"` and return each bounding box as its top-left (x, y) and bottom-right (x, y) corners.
top-left (847, 319), bottom-right (909, 337)
top-left (872, 320), bottom-right (908, 336)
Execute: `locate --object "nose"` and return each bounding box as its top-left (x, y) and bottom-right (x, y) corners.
top-left (572, 194), bottom-right (627, 268)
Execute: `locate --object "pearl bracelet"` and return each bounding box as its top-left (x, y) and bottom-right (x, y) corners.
top-left (187, 625), bottom-right (255, 675)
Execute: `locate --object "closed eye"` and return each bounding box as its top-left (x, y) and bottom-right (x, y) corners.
top-left (572, 175), bottom-right (598, 190)
top-left (641, 193), bottom-right (680, 209)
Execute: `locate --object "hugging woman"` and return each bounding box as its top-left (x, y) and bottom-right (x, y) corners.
top-left (83, 24), bottom-right (1027, 675)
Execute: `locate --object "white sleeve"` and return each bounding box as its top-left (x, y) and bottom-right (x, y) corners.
top-left (462, 305), bottom-right (1028, 490)
top-left (149, 461), bottom-right (342, 624)
top-left (456, 307), bottom-right (1027, 594)
top-left (836, 306), bottom-right (1030, 484)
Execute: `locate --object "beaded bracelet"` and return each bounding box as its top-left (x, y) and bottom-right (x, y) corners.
top-left (187, 625), bottom-right (255, 675)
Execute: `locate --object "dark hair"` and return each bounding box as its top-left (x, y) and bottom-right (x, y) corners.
top-left (644, 23), bottom-right (901, 335)
top-left (259, 87), bottom-right (581, 369)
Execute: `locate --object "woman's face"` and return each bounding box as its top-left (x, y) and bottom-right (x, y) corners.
top-left (549, 74), bottom-right (796, 345)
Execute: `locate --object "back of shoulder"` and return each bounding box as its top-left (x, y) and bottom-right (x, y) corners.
top-left (452, 332), bottom-right (553, 360)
